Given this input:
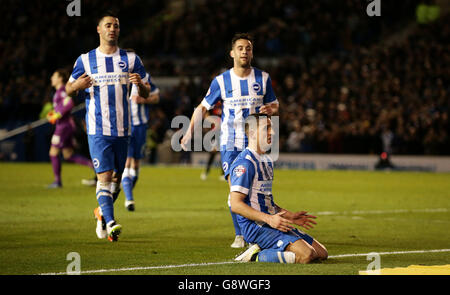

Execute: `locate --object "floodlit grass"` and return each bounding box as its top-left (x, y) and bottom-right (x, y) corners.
top-left (0, 163), bottom-right (449, 275)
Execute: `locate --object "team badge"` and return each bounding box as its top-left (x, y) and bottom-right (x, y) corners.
top-left (118, 61), bottom-right (127, 70)
top-left (252, 82), bottom-right (261, 93)
top-left (222, 162), bottom-right (229, 173)
top-left (93, 158), bottom-right (100, 169)
top-left (234, 165), bottom-right (246, 177)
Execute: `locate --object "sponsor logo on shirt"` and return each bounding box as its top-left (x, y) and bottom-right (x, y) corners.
top-left (234, 165), bottom-right (246, 177)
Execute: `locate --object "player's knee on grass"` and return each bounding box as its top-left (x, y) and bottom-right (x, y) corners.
top-left (312, 240), bottom-right (328, 260)
top-left (287, 240), bottom-right (317, 264)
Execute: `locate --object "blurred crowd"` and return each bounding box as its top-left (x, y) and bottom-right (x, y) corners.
top-left (0, 0), bottom-right (448, 157)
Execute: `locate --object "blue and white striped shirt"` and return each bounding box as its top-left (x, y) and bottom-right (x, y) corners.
top-left (69, 47), bottom-right (146, 136)
top-left (130, 73), bottom-right (159, 126)
top-left (230, 147), bottom-right (277, 226)
top-left (201, 67), bottom-right (278, 151)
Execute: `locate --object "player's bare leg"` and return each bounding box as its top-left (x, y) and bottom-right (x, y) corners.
top-left (285, 239), bottom-right (318, 264)
top-left (311, 239), bottom-right (328, 260)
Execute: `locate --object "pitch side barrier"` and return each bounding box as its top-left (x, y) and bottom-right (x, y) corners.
top-left (190, 152), bottom-right (450, 173)
top-left (0, 103), bottom-right (86, 161)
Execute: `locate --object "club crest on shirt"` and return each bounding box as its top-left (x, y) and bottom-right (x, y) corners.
top-left (117, 60), bottom-right (128, 70)
top-left (234, 165), bottom-right (246, 177)
top-left (252, 82), bottom-right (261, 93)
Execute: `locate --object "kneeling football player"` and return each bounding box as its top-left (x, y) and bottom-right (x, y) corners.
top-left (230, 114), bottom-right (328, 263)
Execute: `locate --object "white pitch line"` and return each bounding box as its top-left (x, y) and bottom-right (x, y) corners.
top-left (38, 248), bottom-right (450, 275)
top-left (314, 208), bottom-right (449, 216)
top-left (328, 248), bottom-right (450, 258)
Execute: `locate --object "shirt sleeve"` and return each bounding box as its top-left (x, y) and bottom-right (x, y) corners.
top-left (148, 73), bottom-right (159, 94)
top-left (263, 75), bottom-right (278, 104)
top-left (132, 55), bottom-right (146, 79)
top-left (230, 159), bottom-right (255, 195)
top-left (201, 78), bottom-right (222, 110)
top-left (69, 56), bottom-right (85, 83)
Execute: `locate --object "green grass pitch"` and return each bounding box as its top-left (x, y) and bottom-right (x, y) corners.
top-left (0, 163), bottom-right (449, 275)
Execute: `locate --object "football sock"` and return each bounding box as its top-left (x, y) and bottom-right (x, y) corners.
top-left (257, 250), bottom-right (296, 264)
top-left (66, 154), bottom-right (93, 168)
top-left (110, 182), bottom-right (120, 203)
top-left (130, 168), bottom-right (138, 188)
top-left (50, 155), bottom-right (62, 184)
top-left (96, 181), bottom-right (114, 224)
top-left (121, 169), bottom-right (134, 202)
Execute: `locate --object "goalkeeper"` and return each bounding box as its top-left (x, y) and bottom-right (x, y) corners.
top-left (46, 69), bottom-right (94, 188)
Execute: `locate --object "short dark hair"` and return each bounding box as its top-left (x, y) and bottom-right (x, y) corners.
top-left (231, 33), bottom-right (254, 49)
top-left (55, 68), bottom-right (69, 84)
top-left (97, 10), bottom-right (119, 25)
top-left (244, 113), bottom-right (269, 137)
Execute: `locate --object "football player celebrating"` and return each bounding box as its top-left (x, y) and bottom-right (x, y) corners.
top-left (230, 114), bottom-right (328, 263)
top-left (181, 33), bottom-right (279, 248)
top-left (66, 12), bottom-right (149, 242)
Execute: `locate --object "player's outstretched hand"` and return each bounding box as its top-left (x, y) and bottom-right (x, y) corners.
top-left (289, 211), bottom-right (317, 230)
top-left (267, 211), bottom-right (295, 232)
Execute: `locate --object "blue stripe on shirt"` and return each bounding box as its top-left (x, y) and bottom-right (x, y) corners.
top-left (242, 108), bottom-right (249, 147)
top-left (105, 57), bottom-right (114, 72)
top-left (122, 84), bottom-right (129, 133)
top-left (93, 86), bottom-right (102, 134)
top-left (107, 85), bottom-right (117, 136)
top-left (105, 57), bottom-right (117, 136)
top-left (257, 193), bottom-right (268, 213)
top-left (226, 108), bottom-right (235, 151)
top-left (223, 71), bottom-right (233, 98)
top-left (240, 80), bottom-right (249, 96)
top-left (119, 49), bottom-right (129, 72)
top-left (254, 68), bottom-right (264, 95)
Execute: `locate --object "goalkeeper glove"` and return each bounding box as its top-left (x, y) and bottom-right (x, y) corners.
top-left (47, 111), bottom-right (62, 124)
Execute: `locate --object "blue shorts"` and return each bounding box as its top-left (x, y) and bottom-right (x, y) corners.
top-left (241, 221), bottom-right (314, 251)
top-left (88, 135), bottom-right (130, 174)
top-left (128, 124), bottom-right (147, 159)
top-left (220, 146), bottom-right (243, 180)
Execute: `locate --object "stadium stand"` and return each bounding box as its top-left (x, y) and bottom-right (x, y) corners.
top-left (0, 0), bottom-right (448, 162)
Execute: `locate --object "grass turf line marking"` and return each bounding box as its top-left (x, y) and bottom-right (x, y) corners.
top-left (314, 208), bottom-right (448, 216)
top-left (38, 249), bottom-right (450, 275)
